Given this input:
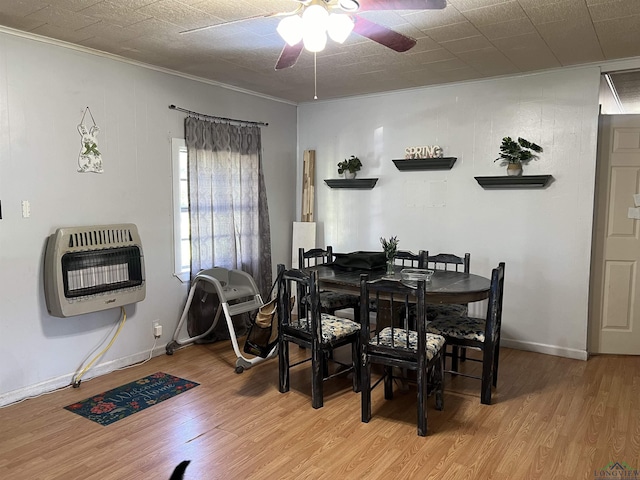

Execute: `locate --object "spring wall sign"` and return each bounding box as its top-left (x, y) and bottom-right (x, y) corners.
top-left (404, 145), bottom-right (443, 159)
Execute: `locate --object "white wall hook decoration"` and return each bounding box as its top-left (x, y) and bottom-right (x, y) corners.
top-left (77, 107), bottom-right (103, 173)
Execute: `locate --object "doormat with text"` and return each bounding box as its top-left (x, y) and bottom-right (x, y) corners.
top-left (64, 372), bottom-right (199, 426)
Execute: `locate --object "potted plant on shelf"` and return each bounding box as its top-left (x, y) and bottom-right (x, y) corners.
top-left (495, 137), bottom-right (543, 176)
top-left (337, 155), bottom-right (362, 179)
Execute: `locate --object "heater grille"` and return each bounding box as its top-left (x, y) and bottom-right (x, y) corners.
top-left (67, 227), bottom-right (134, 248)
top-left (44, 224), bottom-right (146, 317)
top-left (62, 246), bottom-right (143, 298)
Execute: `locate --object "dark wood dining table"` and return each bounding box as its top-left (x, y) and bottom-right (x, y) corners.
top-left (310, 264), bottom-right (491, 305)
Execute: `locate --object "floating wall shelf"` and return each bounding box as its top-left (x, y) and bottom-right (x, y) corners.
top-left (393, 157), bottom-right (457, 171)
top-left (324, 178), bottom-right (378, 189)
top-left (474, 175), bottom-right (554, 189)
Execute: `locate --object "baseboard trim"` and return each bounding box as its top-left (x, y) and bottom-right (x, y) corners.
top-left (0, 344), bottom-right (169, 407)
top-left (501, 338), bottom-right (588, 361)
top-left (0, 332), bottom-right (582, 407)
top-left (328, 310), bottom-right (590, 361)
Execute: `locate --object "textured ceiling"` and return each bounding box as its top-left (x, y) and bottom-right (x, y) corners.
top-left (608, 70), bottom-right (640, 113)
top-left (1, 0), bottom-right (640, 103)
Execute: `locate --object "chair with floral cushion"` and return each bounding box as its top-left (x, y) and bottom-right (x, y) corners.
top-left (359, 274), bottom-right (445, 436)
top-left (277, 264), bottom-right (361, 409)
top-left (299, 247), bottom-right (360, 317)
top-left (426, 262), bottom-right (505, 405)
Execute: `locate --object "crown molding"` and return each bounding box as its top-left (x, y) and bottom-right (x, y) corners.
top-left (0, 26), bottom-right (297, 106)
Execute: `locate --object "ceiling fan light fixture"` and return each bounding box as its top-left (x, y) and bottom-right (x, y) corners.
top-left (338, 0), bottom-right (359, 12)
top-left (302, 3), bottom-right (329, 30)
top-left (277, 15), bottom-right (303, 46)
top-left (327, 13), bottom-right (354, 44)
top-left (301, 2), bottom-right (329, 52)
top-left (303, 29), bottom-right (327, 52)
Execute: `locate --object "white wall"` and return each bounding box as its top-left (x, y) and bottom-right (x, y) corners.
top-left (298, 67), bottom-right (601, 360)
top-left (0, 32), bottom-right (297, 404)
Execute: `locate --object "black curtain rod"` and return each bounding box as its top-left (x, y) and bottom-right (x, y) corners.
top-left (168, 104), bottom-right (268, 127)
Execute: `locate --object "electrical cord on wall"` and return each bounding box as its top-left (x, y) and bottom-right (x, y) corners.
top-left (115, 336), bottom-right (157, 372)
top-left (72, 306), bottom-right (127, 387)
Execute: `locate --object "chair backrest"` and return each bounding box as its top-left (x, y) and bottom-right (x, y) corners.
top-left (277, 264), bottom-right (321, 340)
top-left (393, 250), bottom-right (428, 269)
top-left (427, 252), bottom-right (471, 273)
top-left (359, 274), bottom-right (427, 356)
top-left (198, 267), bottom-right (230, 290)
top-left (299, 246), bottom-right (334, 269)
top-left (485, 262), bottom-right (506, 343)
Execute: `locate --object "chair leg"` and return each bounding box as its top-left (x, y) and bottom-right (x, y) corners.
top-left (311, 342), bottom-right (324, 409)
top-left (492, 340), bottom-right (501, 388)
top-left (352, 338), bottom-right (361, 393)
top-left (481, 346), bottom-right (493, 405)
top-left (384, 366), bottom-right (394, 400)
top-left (435, 353), bottom-right (444, 411)
top-left (353, 304), bottom-right (361, 325)
top-left (361, 361), bottom-right (371, 423)
top-left (417, 361), bottom-right (427, 437)
top-left (451, 345), bottom-right (460, 374)
top-left (322, 351), bottom-right (330, 379)
top-left (278, 339), bottom-right (290, 393)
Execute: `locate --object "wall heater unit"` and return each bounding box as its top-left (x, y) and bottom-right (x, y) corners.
top-left (44, 223), bottom-right (146, 318)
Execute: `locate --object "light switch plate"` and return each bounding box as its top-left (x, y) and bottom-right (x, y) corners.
top-left (21, 200), bottom-right (30, 218)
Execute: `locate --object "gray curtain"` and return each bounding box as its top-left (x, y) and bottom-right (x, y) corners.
top-left (185, 116), bottom-right (272, 339)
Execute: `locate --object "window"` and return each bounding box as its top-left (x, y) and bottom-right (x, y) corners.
top-left (171, 138), bottom-right (190, 281)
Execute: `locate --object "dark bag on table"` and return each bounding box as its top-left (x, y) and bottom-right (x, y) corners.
top-left (331, 251), bottom-right (386, 271)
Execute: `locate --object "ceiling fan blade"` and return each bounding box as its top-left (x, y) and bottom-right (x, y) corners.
top-left (356, 0), bottom-right (447, 11)
top-left (275, 42), bottom-right (305, 70)
top-left (180, 14), bottom-right (273, 34)
top-left (352, 15), bottom-right (416, 52)
top-left (180, 6), bottom-right (303, 35)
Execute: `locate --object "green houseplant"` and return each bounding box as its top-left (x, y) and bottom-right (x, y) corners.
top-left (380, 236), bottom-right (399, 275)
top-left (495, 137), bottom-right (543, 176)
top-left (337, 155), bottom-right (362, 179)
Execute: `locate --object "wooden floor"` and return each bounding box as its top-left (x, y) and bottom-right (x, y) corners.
top-left (0, 342), bottom-right (638, 480)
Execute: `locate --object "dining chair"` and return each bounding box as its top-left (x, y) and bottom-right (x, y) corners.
top-left (391, 249), bottom-right (459, 330)
top-left (427, 252), bottom-right (471, 273)
top-left (393, 249), bottom-right (428, 268)
top-left (299, 246), bottom-right (360, 317)
top-left (359, 274), bottom-right (445, 436)
top-left (388, 251), bottom-right (467, 322)
top-left (425, 252), bottom-right (472, 361)
top-left (425, 252), bottom-right (471, 318)
top-left (426, 262), bottom-right (505, 405)
top-left (277, 264), bottom-right (361, 409)
top-left (369, 250), bottom-right (428, 314)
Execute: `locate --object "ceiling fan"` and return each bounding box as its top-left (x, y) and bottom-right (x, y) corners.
top-left (181, 0), bottom-right (447, 70)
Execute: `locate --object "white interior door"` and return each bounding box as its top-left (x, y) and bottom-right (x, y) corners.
top-left (590, 114), bottom-right (640, 354)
